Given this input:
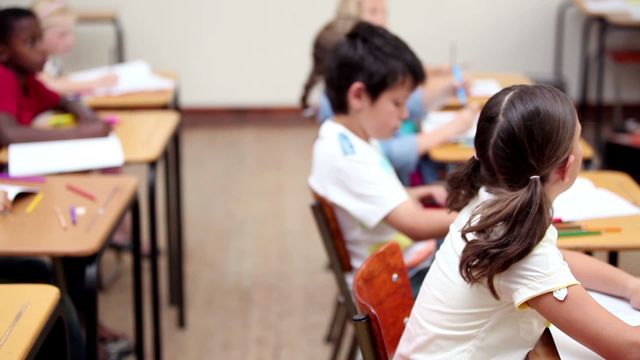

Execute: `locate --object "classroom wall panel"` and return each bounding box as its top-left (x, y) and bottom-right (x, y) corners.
top-left (3, 0), bottom-right (640, 107)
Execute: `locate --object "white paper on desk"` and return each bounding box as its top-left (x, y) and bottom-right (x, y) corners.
top-left (550, 291), bottom-right (640, 360)
top-left (470, 79), bottom-right (502, 98)
top-left (583, 0), bottom-right (629, 15)
top-left (421, 111), bottom-right (477, 143)
top-left (69, 60), bottom-right (175, 96)
top-left (8, 133), bottom-right (124, 176)
top-left (553, 177), bottom-right (640, 221)
top-left (0, 184), bottom-right (39, 201)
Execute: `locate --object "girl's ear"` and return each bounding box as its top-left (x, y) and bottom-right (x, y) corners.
top-left (346, 81), bottom-right (370, 113)
top-left (557, 154), bottom-right (576, 183)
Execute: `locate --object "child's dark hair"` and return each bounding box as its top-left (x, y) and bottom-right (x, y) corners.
top-left (446, 84), bottom-right (577, 299)
top-left (300, 16), bottom-right (359, 110)
top-left (0, 8), bottom-right (37, 44)
top-left (324, 21), bottom-right (425, 114)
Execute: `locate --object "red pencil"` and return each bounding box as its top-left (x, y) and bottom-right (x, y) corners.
top-left (66, 184), bottom-right (97, 202)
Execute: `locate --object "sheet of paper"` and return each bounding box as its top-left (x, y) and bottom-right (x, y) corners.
top-left (550, 291), bottom-right (640, 360)
top-left (69, 60), bottom-right (175, 96)
top-left (421, 111), bottom-right (477, 143)
top-left (470, 79), bottom-right (502, 98)
top-left (583, 0), bottom-right (629, 14)
top-left (8, 133), bottom-right (124, 176)
top-left (0, 184), bottom-right (40, 201)
top-left (553, 177), bottom-right (640, 221)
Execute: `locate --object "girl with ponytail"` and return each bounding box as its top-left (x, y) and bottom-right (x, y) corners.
top-left (396, 85), bottom-right (640, 359)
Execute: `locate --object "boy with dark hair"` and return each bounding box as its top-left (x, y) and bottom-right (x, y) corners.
top-left (0, 7), bottom-right (109, 146)
top-left (309, 22), bottom-right (457, 293)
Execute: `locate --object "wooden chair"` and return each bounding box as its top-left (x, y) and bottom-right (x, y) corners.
top-left (352, 242), bottom-right (414, 360)
top-left (310, 193), bottom-right (358, 360)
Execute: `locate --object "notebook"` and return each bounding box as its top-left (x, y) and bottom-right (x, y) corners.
top-left (421, 111), bottom-right (477, 144)
top-left (553, 177), bottom-right (640, 221)
top-left (8, 133), bottom-right (125, 176)
top-left (550, 291), bottom-right (640, 359)
top-left (470, 79), bottom-right (503, 98)
top-left (68, 60), bottom-right (175, 97)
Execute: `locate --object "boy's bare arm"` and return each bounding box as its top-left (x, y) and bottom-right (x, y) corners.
top-left (384, 199), bottom-right (456, 240)
top-left (0, 112), bottom-right (110, 146)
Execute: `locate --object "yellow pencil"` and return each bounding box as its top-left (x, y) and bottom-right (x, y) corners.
top-left (25, 192), bottom-right (43, 214)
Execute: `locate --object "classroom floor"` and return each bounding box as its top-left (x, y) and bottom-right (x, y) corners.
top-left (98, 112), bottom-right (640, 360)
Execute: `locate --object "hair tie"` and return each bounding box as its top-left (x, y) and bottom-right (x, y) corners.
top-left (530, 175), bottom-right (540, 181)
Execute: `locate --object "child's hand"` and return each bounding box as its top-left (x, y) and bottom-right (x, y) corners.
top-left (79, 120), bottom-right (112, 138)
top-left (405, 239), bottom-right (437, 269)
top-left (91, 73), bottom-right (118, 89)
top-left (426, 185), bottom-right (448, 206)
top-left (450, 104), bottom-right (480, 135)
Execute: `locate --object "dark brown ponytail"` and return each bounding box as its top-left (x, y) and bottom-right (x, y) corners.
top-left (451, 85), bottom-right (578, 299)
top-left (300, 17), bottom-right (359, 110)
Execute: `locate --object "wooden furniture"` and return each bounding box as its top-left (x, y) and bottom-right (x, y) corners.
top-left (556, 171), bottom-right (640, 260)
top-left (103, 110), bottom-right (186, 337)
top-left (76, 10), bottom-right (125, 63)
top-left (0, 175), bottom-right (143, 360)
top-left (429, 139), bottom-right (595, 164)
top-left (444, 72), bottom-right (534, 109)
top-left (0, 110), bottom-right (187, 354)
top-left (351, 242), bottom-right (414, 360)
top-left (84, 71), bottom-right (179, 110)
top-left (0, 284), bottom-right (66, 360)
top-left (311, 194), bottom-right (358, 360)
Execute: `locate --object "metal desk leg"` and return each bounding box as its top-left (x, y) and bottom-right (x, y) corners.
top-left (112, 18), bottom-right (125, 63)
top-left (164, 145), bottom-right (178, 308)
top-left (578, 16), bottom-right (597, 121)
top-left (131, 197), bottom-right (145, 359)
top-left (172, 131), bottom-right (186, 328)
top-left (594, 18), bottom-right (608, 150)
top-left (553, 0), bottom-right (573, 86)
top-left (85, 257), bottom-right (100, 360)
top-left (148, 162), bottom-right (163, 360)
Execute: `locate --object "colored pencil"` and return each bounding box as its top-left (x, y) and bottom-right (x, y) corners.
top-left (54, 207), bottom-right (67, 230)
top-left (66, 184), bottom-right (97, 202)
top-left (25, 193), bottom-right (43, 214)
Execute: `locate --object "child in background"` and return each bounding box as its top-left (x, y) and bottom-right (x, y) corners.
top-left (0, 7), bottom-right (110, 145)
top-left (302, 0), bottom-right (478, 185)
top-left (396, 85), bottom-right (640, 359)
top-left (32, 0), bottom-right (117, 96)
top-left (310, 22), bottom-right (458, 294)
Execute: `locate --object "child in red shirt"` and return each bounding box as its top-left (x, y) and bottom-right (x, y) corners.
top-left (0, 7), bottom-right (110, 146)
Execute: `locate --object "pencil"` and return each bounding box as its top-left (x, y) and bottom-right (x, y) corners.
top-left (54, 207), bottom-right (67, 230)
top-left (25, 192), bottom-right (43, 214)
top-left (70, 206), bottom-right (77, 226)
top-left (558, 230), bottom-right (602, 238)
top-left (66, 184), bottom-right (97, 202)
top-left (583, 226), bottom-right (622, 233)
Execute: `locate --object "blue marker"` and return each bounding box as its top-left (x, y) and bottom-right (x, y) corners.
top-left (452, 64), bottom-right (468, 106)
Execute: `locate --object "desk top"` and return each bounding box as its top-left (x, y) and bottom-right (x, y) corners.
top-left (0, 110), bottom-right (180, 165)
top-left (84, 71), bottom-right (178, 110)
top-left (0, 174), bottom-right (137, 257)
top-left (572, 0), bottom-right (630, 16)
top-left (104, 110), bottom-right (180, 163)
top-left (429, 139), bottom-right (594, 163)
top-left (445, 72), bottom-right (533, 109)
top-left (76, 10), bottom-right (118, 23)
top-left (556, 170), bottom-right (640, 251)
top-left (0, 284), bottom-right (60, 360)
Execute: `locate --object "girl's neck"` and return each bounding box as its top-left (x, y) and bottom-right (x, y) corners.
top-left (334, 114), bottom-right (370, 142)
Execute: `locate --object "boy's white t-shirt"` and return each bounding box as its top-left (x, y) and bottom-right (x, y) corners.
top-left (309, 120), bottom-right (431, 283)
top-left (395, 188), bottom-right (580, 360)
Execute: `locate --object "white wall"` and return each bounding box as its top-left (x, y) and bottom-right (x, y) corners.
top-left (3, 0), bottom-right (640, 107)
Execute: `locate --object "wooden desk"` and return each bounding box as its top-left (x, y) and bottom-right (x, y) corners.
top-left (0, 284), bottom-right (63, 360)
top-left (0, 110), bottom-right (186, 350)
top-left (444, 72), bottom-right (534, 109)
top-left (84, 71), bottom-right (178, 110)
top-left (0, 175), bottom-right (143, 360)
top-left (103, 110), bottom-right (186, 333)
top-left (556, 170), bottom-right (640, 252)
top-left (76, 9), bottom-right (125, 63)
top-left (429, 139), bottom-right (595, 164)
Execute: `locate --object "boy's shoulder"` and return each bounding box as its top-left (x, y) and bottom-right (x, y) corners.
top-left (314, 120), bottom-right (376, 160)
